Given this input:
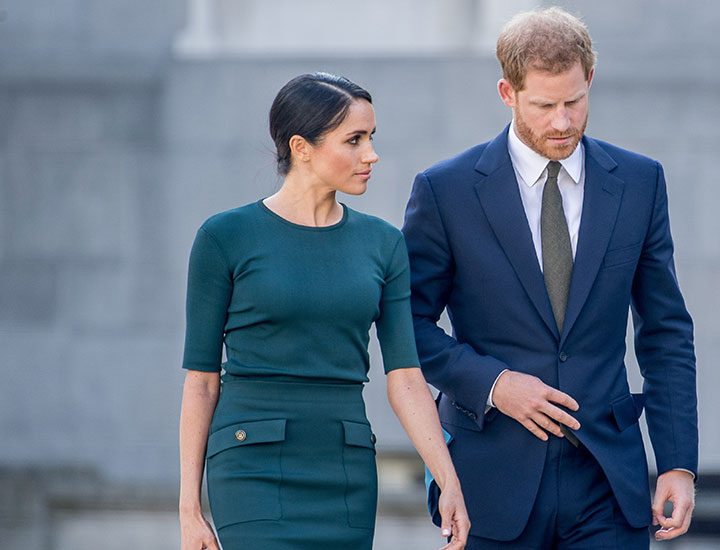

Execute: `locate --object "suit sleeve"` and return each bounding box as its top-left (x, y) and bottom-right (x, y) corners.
top-left (402, 172), bottom-right (509, 423)
top-left (631, 161), bottom-right (698, 477)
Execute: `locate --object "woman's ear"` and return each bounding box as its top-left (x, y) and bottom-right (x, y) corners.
top-left (289, 135), bottom-right (311, 164)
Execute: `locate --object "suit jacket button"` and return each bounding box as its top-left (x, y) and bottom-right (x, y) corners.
top-left (559, 352), bottom-right (569, 362)
top-left (235, 429), bottom-right (247, 442)
top-left (370, 433), bottom-right (377, 445)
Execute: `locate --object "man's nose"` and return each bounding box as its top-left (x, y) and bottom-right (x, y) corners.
top-left (551, 108), bottom-right (571, 132)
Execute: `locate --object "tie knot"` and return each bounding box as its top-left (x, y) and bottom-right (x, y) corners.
top-left (546, 161), bottom-right (562, 180)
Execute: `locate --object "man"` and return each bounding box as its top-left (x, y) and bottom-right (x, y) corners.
top-left (403, 7), bottom-right (697, 549)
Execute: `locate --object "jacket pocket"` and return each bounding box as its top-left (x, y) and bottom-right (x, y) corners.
top-left (206, 418), bottom-right (287, 528)
top-left (341, 420), bottom-right (377, 529)
top-left (603, 242), bottom-right (643, 268)
top-left (611, 394), bottom-right (644, 432)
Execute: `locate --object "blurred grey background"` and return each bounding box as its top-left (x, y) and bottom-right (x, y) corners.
top-left (1, 0), bottom-right (719, 548)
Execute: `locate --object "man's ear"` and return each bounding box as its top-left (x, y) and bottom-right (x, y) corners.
top-left (497, 78), bottom-right (517, 108)
top-left (587, 67), bottom-right (595, 89)
top-left (289, 135), bottom-right (311, 163)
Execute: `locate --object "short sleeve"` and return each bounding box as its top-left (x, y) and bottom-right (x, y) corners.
top-left (181, 227), bottom-right (233, 372)
top-left (375, 235), bottom-right (421, 373)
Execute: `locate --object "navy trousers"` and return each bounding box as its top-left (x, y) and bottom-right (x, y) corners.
top-left (465, 435), bottom-right (650, 549)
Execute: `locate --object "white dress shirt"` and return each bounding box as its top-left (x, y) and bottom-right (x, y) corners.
top-left (507, 119), bottom-right (585, 268)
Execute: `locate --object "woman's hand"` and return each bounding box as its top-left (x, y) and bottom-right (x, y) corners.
top-left (180, 510), bottom-right (221, 550)
top-left (437, 478), bottom-right (470, 550)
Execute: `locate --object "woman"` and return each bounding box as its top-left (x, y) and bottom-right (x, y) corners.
top-left (179, 72), bottom-right (469, 550)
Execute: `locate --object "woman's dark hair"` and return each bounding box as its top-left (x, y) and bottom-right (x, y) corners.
top-left (269, 72), bottom-right (372, 175)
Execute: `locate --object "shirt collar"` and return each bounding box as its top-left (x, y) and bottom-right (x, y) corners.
top-left (507, 119), bottom-right (584, 187)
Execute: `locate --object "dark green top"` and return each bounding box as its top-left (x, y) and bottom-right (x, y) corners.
top-left (181, 200), bottom-right (420, 382)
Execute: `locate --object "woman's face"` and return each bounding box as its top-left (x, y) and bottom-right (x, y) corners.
top-left (304, 99), bottom-right (378, 195)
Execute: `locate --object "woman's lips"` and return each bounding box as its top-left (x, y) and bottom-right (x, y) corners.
top-left (356, 170), bottom-right (372, 180)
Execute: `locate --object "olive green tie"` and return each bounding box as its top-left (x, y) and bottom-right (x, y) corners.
top-left (541, 161), bottom-right (579, 446)
top-left (541, 161), bottom-right (573, 333)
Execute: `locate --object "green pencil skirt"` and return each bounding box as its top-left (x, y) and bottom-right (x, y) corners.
top-left (206, 376), bottom-right (378, 549)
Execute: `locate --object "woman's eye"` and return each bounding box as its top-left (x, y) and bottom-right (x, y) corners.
top-left (348, 136), bottom-right (359, 144)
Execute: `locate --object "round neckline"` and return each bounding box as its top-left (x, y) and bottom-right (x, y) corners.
top-left (258, 199), bottom-right (348, 231)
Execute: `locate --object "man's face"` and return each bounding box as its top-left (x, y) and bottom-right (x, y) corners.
top-left (498, 62), bottom-right (593, 160)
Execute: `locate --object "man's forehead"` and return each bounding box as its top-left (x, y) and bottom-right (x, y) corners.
top-left (518, 66), bottom-right (589, 99)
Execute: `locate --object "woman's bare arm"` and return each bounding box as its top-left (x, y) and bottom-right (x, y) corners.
top-left (179, 370), bottom-right (221, 550)
top-left (387, 367), bottom-right (470, 550)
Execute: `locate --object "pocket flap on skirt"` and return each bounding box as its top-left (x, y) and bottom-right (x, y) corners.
top-left (207, 418), bottom-right (287, 458)
top-left (342, 420), bottom-right (375, 450)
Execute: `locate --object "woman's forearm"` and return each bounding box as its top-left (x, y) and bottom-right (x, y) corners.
top-left (179, 370), bottom-right (221, 515)
top-left (386, 367), bottom-right (459, 491)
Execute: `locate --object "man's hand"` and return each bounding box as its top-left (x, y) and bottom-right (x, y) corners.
top-left (652, 470), bottom-right (695, 541)
top-left (492, 370), bottom-right (580, 440)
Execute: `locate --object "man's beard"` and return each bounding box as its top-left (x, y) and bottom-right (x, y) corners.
top-left (514, 109), bottom-right (588, 161)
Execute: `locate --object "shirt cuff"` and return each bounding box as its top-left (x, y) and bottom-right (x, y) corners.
top-left (671, 468), bottom-right (696, 480)
top-left (485, 369), bottom-right (509, 413)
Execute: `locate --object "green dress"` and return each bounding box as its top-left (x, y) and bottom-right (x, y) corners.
top-left (182, 200), bottom-right (419, 549)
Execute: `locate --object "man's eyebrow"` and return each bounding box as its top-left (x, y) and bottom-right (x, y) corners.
top-left (528, 90), bottom-right (587, 105)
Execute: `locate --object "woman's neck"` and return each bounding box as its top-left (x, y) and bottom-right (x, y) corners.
top-left (262, 175), bottom-right (342, 227)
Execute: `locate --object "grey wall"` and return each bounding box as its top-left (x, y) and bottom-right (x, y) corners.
top-left (1, 0), bottom-right (719, 493)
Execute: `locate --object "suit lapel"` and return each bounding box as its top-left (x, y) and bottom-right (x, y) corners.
top-left (561, 137), bottom-right (624, 343)
top-left (474, 129), bottom-right (559, 337)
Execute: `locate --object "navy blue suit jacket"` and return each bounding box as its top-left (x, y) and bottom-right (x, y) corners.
top-left (402, 127), bottom-right (698, 541)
